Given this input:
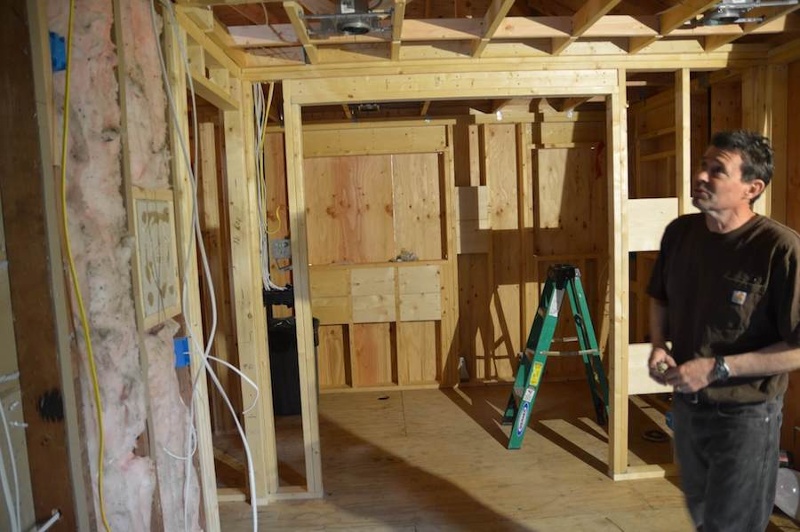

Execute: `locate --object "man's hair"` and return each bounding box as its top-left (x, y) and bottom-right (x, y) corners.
top-left (710, 130), bottom-right (774, 187)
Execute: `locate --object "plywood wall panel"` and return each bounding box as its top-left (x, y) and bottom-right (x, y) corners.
top-left (303, 126), bottom-right (446, 157)
top-left (304, 155), bottom-right (394, 265)
top-left (398, 265), bottom-right (442, 321)
top-left (397, 321), bottom-right (438, 384)
top-left (535, 147), bottom-right (606, 255)
top-left (351, 267), bottom-right (396, 323)
top-left (485, 124), bottom-right (521, 380)
top-left (392, 153), bottom-right (443, 260)
top-left (710, 81), bottom-right (742, 133)
top-left (318, 325), bottom-right (349, 389)
top-left (486, 124), bottom-right (519, 231)
top-left (457, 254), bottom-right (492, 381)
top-left (352, 323), bottom-right (395, 386)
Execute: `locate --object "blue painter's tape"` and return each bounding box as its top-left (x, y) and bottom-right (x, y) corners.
top-left (49, 32), bottom-right (66, 72)
top-left (174, 337), bottom-right (190, 368)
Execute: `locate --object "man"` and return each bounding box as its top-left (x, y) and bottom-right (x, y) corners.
top-left (647, 130), bottom-right (800, 531)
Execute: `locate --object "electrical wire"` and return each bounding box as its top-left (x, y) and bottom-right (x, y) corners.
top-left (0, 389), bottom-right (19, 532)
top-left (58, 1), bottom-right (111, 530)
top-left (150, 2), bottom-right (259, 531)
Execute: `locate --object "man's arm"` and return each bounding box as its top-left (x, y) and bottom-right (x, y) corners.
top-left (663, 342), bottom-right (800, 392)
top-left (648, 297), bottom-right (676, 383)
top-left (725, 342), bottom-right (800, 378)
top-left (649, 297), bottom-right (668, 350)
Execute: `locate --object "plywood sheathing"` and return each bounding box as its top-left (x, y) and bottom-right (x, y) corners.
top-left (47, 0), bottom-right (203, 528)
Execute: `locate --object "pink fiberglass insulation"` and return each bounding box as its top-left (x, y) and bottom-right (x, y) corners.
top-left (118, 1), bottom-right (202, 529)
top-left (48, 0), bottom-right (201, 529)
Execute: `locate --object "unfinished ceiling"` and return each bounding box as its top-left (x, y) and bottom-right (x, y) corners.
top-left (175, 0), bottom-right (800, 119)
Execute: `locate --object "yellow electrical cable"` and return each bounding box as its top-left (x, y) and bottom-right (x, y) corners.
top-left (60, 2), bottom-right (111, 530)
top-left (265, 205), bottom-right (282, 235)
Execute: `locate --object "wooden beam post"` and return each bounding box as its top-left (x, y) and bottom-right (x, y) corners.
top-left (0, 0), bottom-right (91, 528)
top-left (675, 68), bottom-right (693, 214)
top-left (769, 64), bottom-right (788, 224)
top-left (608, 68), bottom-right (629, 479)
top-left (224, 79), bottom-right (277, 501)
top-left (742, 65), bottom-right (771, 216)
top-left (162, 11), bottom-right (221, 530)
top-left (282, 80), bottom-right (324, 497)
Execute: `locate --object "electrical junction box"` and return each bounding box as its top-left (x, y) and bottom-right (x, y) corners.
top-left (271, 238), bottom-right (292, 259)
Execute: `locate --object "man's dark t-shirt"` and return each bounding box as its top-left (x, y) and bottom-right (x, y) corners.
top-left (648, 213), bottom-right (800, 403)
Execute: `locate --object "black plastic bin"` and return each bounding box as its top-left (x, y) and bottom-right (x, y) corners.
top-left (268, 317), bottom-right (320, 416)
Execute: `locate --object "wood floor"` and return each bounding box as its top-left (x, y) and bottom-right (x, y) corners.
top-left (218, 381), bottom-right (800, 531)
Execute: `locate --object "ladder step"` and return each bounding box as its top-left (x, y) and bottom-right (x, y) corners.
top-left (525, 347), bottom-right (599, 357)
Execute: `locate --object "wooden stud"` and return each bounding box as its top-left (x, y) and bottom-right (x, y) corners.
top-left (175, 7), bottom-right (242, 75)
top-left (223, 80), bottom-right (277, 500)
top-left (391, 1), bottom-right (406, 61)
top-left (769, 64), bottom-right (788, 224)
top-left (283, 81), bottom-right (324, 497)
top-left (675, 68), bottom-right (693, 214)
top-left (162, 14), bottom-right (220, 528)
top-left (742, 65), bottom-right (771, 216)
top-left (608, 68), bottom-right (629, 478)
top-left (0, 1), bottom-right (88, 528)
top-left (440, 128), bottom-right (460, 386)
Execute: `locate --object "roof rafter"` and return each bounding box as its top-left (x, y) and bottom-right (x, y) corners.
top-left (472, 0), bottom-right (516, 57)
top-left (552, 0), bottom-right (622, 55)
top-left (629, 0), bottom-right (717, 53)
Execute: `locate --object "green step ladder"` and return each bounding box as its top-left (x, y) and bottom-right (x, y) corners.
top-left (502, 264), bottom-right (609, 450)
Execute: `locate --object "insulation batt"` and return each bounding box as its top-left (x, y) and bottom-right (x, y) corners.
top-left (48, 0), bottom-right (202, 529)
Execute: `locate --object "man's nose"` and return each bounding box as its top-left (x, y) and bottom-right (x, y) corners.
top-left (695, 170), bottom-right (709, 183)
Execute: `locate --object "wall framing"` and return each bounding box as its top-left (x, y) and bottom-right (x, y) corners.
top-left (280, 69), bottom-right (634, 483)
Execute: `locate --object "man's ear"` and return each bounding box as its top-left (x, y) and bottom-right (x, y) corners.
top-left (746, 179), bottom-right (766, 200)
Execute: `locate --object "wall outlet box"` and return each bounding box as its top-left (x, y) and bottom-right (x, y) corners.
top-left (271, 238), bottom-right (292, 259)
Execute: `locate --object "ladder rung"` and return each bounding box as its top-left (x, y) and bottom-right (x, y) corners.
top-left (527, 347), bottom-right (599, 357)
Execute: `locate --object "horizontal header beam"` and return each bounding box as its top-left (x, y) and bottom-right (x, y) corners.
top-left (284, 69), bottom-right (618, 105)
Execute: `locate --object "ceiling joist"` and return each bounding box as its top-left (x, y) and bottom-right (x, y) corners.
top-left (552, 0), bottom-right (623, 55)
top-left (705, 3), bottom-right (800, 51)
top-left (472, 0), bottom-right (517, 57)
top-left (282, 0), bottom-right (318, 63)
top-left (629, 0), bottom-right (718, 53)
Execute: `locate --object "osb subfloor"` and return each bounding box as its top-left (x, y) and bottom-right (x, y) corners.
top-left (218, 381), bottom-right (800, 531)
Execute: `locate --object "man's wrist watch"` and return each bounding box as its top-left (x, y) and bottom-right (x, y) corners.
top-left (712, 356), bottom-right (730, 382)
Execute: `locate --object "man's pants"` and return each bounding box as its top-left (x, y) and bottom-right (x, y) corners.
top-left (672, 394), bottom-right (783, 532)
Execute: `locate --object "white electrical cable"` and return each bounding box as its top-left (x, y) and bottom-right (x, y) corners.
top-left (0, 393), bottom-right (20, 532)
top-left (149, 3), bottom-right (259, 531)
top-left (36, 510), bottom-right (62, 532)
top-left (0, 373), bottom-right (19, 385)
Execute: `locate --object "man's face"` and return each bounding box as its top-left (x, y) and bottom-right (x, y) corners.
top-left (692, 147), bottom-right (762, 213)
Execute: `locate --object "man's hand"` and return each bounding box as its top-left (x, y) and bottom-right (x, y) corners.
top-left (662, 358), bottom-right (716, 393)
top-left (648, 347), bottom-right (676, 384)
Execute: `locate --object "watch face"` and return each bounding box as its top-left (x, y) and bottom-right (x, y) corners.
top-left (714, 358), bottom-right (729, 381)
